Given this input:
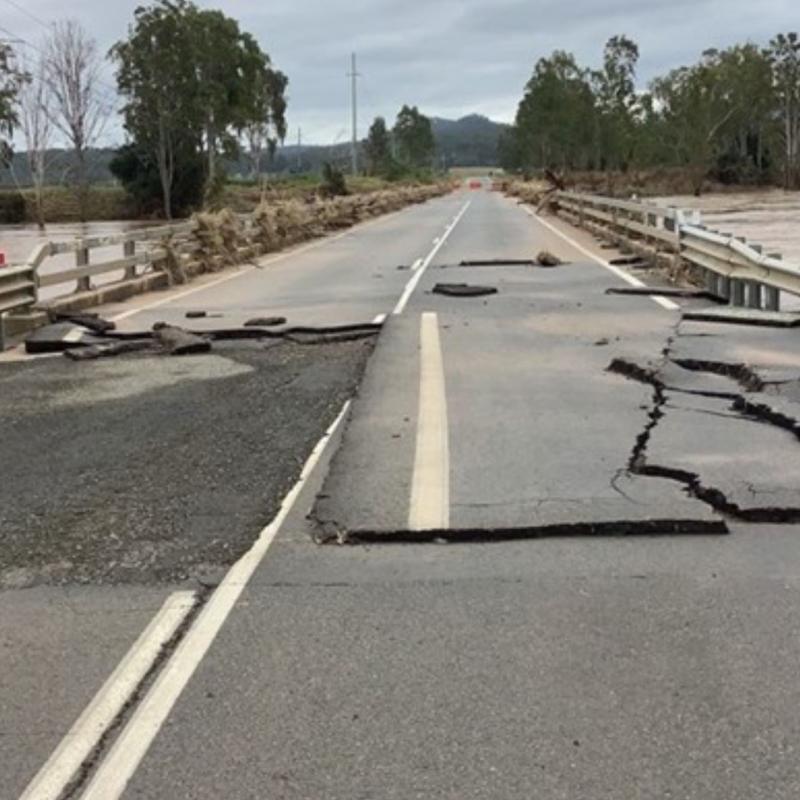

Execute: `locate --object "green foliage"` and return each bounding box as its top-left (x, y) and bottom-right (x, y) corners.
top-left (0, 42), bottom-right (29, 167)
top-left (0, 190), bottom-right (26, 223)
top-left (506, 32), bottom-right (800, 190)
top-left (109, 142), bottom-right (205, 217)
top-left (393, 105), bottom-right (435, 168)
top-left (110, 0), bottom-right (287, 217)
top-left (319, 163), bottom-right (348, 197)
top-left (364, 116), bottom-right (392, 176)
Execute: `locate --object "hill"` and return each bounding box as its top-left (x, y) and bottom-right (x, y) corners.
top-left (0, 114), bottom-right (508, 186)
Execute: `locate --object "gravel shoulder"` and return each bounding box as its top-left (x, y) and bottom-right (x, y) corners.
top-left (0, 339), bottom-right (373, 588)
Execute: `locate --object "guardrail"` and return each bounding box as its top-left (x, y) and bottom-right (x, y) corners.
top-left (553, 190), bottom-right (799, 311)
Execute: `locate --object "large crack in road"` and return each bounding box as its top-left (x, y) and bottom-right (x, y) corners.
top-left (608, 323), bottom-right (800, 525)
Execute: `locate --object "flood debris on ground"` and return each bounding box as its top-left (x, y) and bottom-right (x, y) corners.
top-left (536, 250), bottom-right (563, 267)
top-left (432, 283), bottom-right (499, 298)
top-left (606, 286), bottom-right (726, 302)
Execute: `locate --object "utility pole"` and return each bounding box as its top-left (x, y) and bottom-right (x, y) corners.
top-left (297, 127), bottom-right (302, 172)
top-left (348, 52), bottom-right (360, 175)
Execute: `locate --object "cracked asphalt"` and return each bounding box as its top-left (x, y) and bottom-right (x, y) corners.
top-left (5, 189), bottom-right (800, 799)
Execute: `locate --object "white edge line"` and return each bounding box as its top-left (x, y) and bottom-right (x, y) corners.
top-left (19, 591), bottom-right (196, 800)
top-left (393, 200), bottom-right (472, 316)
top-left (110, 199), bottom-right (442, 324)
top-left (372, 313), bottom-right (387, 325)
top-left (411, 258), bottom-right (424, 272)
top-left (79, 401), bottom-right (352, 800)
top-left (526, 207), bottom-right (679, 312)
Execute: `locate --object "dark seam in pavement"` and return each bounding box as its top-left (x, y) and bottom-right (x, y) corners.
top-left (59, 585), bottom-right (212, 800)
top-left (335, 519), bottom-right (728, 544)
top-left (671, 358), bottom-right (766, 392)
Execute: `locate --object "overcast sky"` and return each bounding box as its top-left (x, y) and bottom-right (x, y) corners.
top-left (2, 0), bottom-right (798, 145)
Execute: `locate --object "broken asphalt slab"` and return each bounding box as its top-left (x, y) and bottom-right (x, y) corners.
top-left (313, 261), bottom-right (726, 541)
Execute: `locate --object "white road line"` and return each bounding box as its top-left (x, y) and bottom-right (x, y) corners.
top-left (78, 403), bottom-right (352, 800)
top-left (393, 200), bottom-right (471, 315)
top-left (408, 312), bottom-right (450, 531)
top-left (372, 313), bottom-right (387, 325)
top-left (526, 208), bottom-right (680, 312)
top-left (19, 591), bottom-right (196, 800)
top-left (110, 200), bottom-right (443, 324)
top-left (411, 258), bottom-right (423, 272)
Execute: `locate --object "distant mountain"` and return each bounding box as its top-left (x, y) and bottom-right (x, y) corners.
top-left (431, 114), bottom-right (509, 168)
top-left (0, 114), bottom-right (509, 186)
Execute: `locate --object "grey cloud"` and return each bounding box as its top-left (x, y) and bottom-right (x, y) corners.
top-left (3, 0), bottom-right (798, 144)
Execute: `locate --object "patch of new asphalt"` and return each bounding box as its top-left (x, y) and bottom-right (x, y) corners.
top-left (0, 339), bottom-right (373, 588)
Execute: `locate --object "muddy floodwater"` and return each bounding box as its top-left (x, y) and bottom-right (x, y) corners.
top-left (656, 190), bottom-right (800, 263)
top-left (656, 189), bottom-right (800, 311)
top-left (0, 220), bottom-right (165, 302)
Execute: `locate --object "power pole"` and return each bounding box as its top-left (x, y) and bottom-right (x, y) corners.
top-left (297, 127), bottom-right (302, 172)
top-left (348, 52), bottom-right (360, 175)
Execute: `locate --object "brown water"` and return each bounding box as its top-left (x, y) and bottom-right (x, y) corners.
top-left (0, 220), bottom-right (162, 302)
top-left (656, 190), bottom-right (800, 311)
top-left (656, 190), bottom-right (800, 262)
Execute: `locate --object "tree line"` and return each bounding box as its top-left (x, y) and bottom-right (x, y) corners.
top-left (362, 105), bottom-right (436, 178)
top-left (0, 0), bottom-right (287, 221)
top-left (500, 33), bottom-right (800, 193)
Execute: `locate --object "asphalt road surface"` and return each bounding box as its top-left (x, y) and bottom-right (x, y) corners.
top-left (3, 186), bottom-right (800, 799)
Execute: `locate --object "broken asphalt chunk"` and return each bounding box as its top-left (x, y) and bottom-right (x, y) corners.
top-left (47, 311), bottom-right (116, 335)
top-left (152, 323), bottom-right (212, 355)
top-left (244, 316), bottom-right (287, 327)
top-left (432, 283), bottom-right (498, 298)
top-left (606, 287), bottom-right (726, 303)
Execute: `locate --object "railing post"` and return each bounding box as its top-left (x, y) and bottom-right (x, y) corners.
top-left (765, 253), bottom-right (782, 311)
top-left (76, 239), bottom-right (91, 293)
top-left (730, 280), bottom-right (746, 307)
top-left (717, 276), bottom-right (731, 300)
top-left (123, 240), bottom-right (136, 280)
top-left (0, 311), bottom-right (6, 352)
top-left (747, 244), bottom-right (763, 309)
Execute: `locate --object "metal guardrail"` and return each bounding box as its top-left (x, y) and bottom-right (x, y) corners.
top-left (555, 190), bottom-right (691, 250)
top-left (554, 190), bottom-right (800, 312)
top-left (0, 264), bottom-right (38, 349)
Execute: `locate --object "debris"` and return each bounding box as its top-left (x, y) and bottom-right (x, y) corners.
top-left (152, 323), bottom-right (211, 355)
top-left (609, 256), bottom-right (648, 266)
top-left (460, 259), bottom-right (535, 267)
top-left (64, 340), bottom-right (152, 361)
top-left (47, 311), bottom-right (116, 335)
top-left (244, 316), bottom-right (287, 327)
top-left (594, 338), bottom-right (610, 347)
top-left (432, 283), bottom-right (498, 298)
top-left (606, 287), bottom-right (726, 303)
top-left (25, 323), bottom-right (105, 354)
top-left (682, 308), bottom-right (800, 328)
top-left (536, 251), bottom-right (563, 267)
top-left (185, 310), bottom-right (223, 319)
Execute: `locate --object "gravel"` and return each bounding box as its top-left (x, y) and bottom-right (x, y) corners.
top-left (0, 339), bottom-right (373, 588)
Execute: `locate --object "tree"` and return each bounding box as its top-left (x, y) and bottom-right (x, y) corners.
top-left (243, 67), bottom-right (288, 180)
top-left (592, 35), bottom-right (640, 170)
top-left (0, 41), bottom-right (28, 167)
top-left (364, 116), bottom-right (392, 175)
top-left (111, 0), bottom-right (287, 216)
top-left (514, 51), bottom-right (596, 171)
top-left (767, 32), bottom-right (800, 188)
top-left (393, 105), bottom-right (435, 168)
top-left (44, 20), bottom-right (108, 221)
top-left (651, 51), bottom-right (740, 194)
top-left (111, 0), bottom-right (205, 218)
top-left (15, 54), bottom-right (54, 228)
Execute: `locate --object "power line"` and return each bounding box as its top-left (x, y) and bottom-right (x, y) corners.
top-left (0, 20), bottom-right (119, 99)
top-left (0, 0), bottom-right (51, 31)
